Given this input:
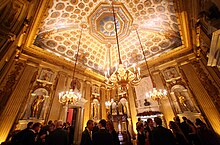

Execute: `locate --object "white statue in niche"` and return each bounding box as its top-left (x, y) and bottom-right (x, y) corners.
top-left (111, 102), bottom-right (117, 115)
top-left (118, 102), bottom-right (123, 115)
top-left (120, 98), bottom-right (129, 115)
top-left (92, 99), bottom-right (100, 120)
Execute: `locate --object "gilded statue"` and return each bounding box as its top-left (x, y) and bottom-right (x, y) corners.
top-left (31, 95), bottom-right (45, 117)
top-left (176, 92), bottom-right (189, 111)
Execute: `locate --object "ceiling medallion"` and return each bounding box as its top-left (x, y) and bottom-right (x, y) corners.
top-left (88, 2), bottom-right (133, 43)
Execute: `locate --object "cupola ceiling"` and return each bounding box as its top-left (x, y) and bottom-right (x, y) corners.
top-left (34, 0), bottom-right (182, 74)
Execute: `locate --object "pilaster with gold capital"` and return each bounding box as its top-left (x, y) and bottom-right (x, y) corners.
top-left (82, 80), bottom-right (92, 129)
top-left (100, 86), bottom-right (107, 119)
top-left (48, 72), bottom-right (68, 121)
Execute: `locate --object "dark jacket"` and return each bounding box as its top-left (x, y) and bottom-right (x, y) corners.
top-left (80, 128), bottom-right (93, 145)
top-left (152, 126), bottom-right (176, 145)
top-left (47, 128), bottom-right (69, 145)
top-left (110, 129), bottom-right (120, 145)
top-left (93, 128), bottom-right (113, 145)
top-left (11, 129), bottom-right (37, 145)
top-left (145, 126), bottom-right (155, 145)
top-left (137, 131), bottom-right (146, 145)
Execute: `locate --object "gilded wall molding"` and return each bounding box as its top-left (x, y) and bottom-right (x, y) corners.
top-left (0, 61), bottom-right (25, 114)
top-left (191, 60), bottom-right (220, 112)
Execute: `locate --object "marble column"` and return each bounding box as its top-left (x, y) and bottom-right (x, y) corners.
top-left (0, 61), bottom-right (37, 143)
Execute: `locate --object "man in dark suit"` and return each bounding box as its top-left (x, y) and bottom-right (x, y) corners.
top-left (13, 122), bottom-right (41, 145)
top-left (47, 120), bottom-right (69, 145)
top-left (145, 118), bottom-right (155, 145)
top-left (181, 117), bottom-right (191, 141)
top-left (11, 122), bottom-right (34, 145)
top-left (80, 120), bottom-right (94, 145)
top-left (93, 119), bottom-right (113, 145)
top-left (152, 117), bottom-right (176, 145)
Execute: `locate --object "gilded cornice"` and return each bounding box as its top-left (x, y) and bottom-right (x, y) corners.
top-left (22, 45), bottom-right (104, 83)
top-left (25, 0), bottom-right (53, 47)
top-left (174, 0), bottom-right (191, 48)
top-left (139, 46), bottom-right (194, 70)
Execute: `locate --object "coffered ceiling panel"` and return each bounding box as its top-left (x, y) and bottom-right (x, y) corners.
top-left (34, 0), bottom-right (182, 74)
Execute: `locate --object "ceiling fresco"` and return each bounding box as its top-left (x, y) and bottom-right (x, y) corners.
top-left (34, 0), bottom-right (182, 74)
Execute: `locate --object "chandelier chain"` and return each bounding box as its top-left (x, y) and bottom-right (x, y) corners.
top-left (111, 1), bottom-right (122, 64)
top-left (72, 27), bottom-right (83, 82)
top-left (135, 29), bottom-right (156, 88)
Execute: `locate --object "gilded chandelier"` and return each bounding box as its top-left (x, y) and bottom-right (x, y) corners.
top-left (59, 89), bottom-right (82, 105)
top-left (104, 1), bottom-right (141, 88)
top-left (135, 28), bottom-right (167, 103)
top-left (59, 27), bottom-right (87, 106)
top-left (105, 64), bottom-right (141, 87)
top-left (146, 88), bottom-right (167, 103)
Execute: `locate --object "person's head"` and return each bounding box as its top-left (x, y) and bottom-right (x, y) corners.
top-left (99, 119), bottom-right (107, 128)
top-left (106, 121), bottom-right (114, 131)
top-left (174, 116), bottom-right (181, 124)
top-left (56, 120), bottom-right (63, 128)
top-left (195, 118), bottom-right (206, 127)
top-left (66, 122), bottom-right (70, 126)
top-left (169, 121), bottom-right (182, 134)
top-left (86, 120), bottom-right (94, 131)
top-left (27, 122), bottom-right (34, 129)
top-left (32, 122), bottom-right (41, 133)
top-left (136, 122), bottom-right (144, 132)
top-left (48, 120), bottom-right (53, 125)
top-left (144, 121), bottom-right (147, 126)
top-left (169, 121), bottom-right (179, 132)
top-left (138, 118), bottom-right (141, 122)
top-left (49, 123), bottom-right (55, 132)
top-left (182, 116), bottom-right (187, 121)
top-left (154, 117), bottom-right (162, 126)
top-left (147, 118), bottom-right (154, 127)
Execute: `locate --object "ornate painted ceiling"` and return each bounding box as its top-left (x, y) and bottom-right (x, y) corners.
top-left (34, 0), bottom-right (182, 75)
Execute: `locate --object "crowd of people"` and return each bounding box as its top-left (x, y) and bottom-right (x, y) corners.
top-left (3, 120), bottom-right (73, 145)
top-left (136, 116), bottom-right (220, 145)
top-left (80, 119), bottom-right (120, 145)
top-left (2, 119), bottom-right (120, 145)
top-left (1, 116), bottom-right (220, 145)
